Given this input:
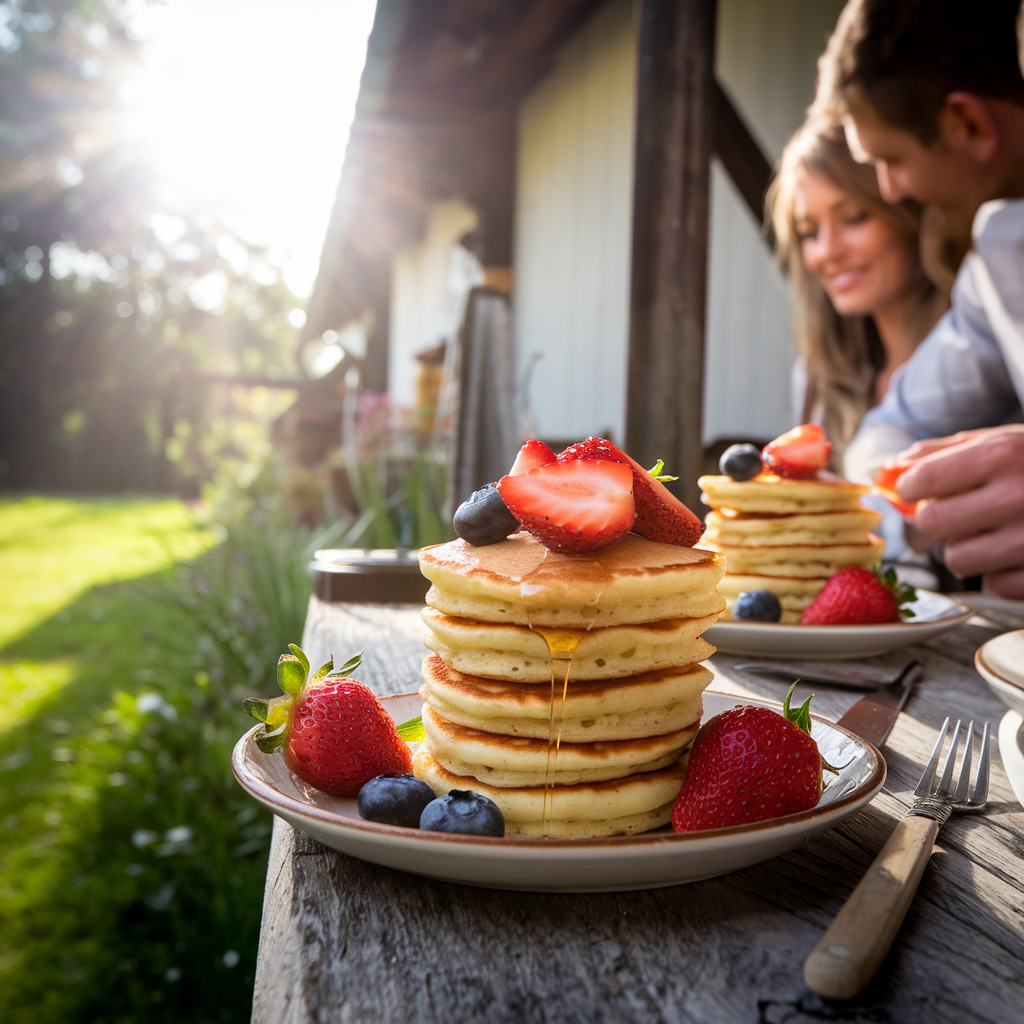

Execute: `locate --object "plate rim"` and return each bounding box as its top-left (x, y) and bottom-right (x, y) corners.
top-left (975, 630), bottom-right (1024, 696)
top-left (231, 689), bottom-right (886, 851)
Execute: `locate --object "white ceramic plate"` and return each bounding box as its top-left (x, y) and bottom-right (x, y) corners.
top-left (961, 592), bottom-right (1024, 630)
top-left (975, 629), bottom-right (1024, 718)
top-left (975, 632), bottom-right (1024, 809)
top-left (232, 691), bottom-right (885, 892)
top-left (704, 590), bottom-right (972, 660)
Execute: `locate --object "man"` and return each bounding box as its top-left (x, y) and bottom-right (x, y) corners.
top-left (817, 0), bottom-right (1024, 597)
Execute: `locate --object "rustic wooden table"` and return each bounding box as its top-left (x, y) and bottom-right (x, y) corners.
top-left (250, 598), bottom-right (1024, 1024)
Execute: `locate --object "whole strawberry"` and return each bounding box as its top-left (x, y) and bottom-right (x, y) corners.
top-left (672, 685), bottom-right (838, 832)
top-left (801, 566), bottom-right (916, 625)
top-left (244, 646), bottom-right (415, 797)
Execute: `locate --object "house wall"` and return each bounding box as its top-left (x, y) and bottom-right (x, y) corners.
top-left (514, 0), bottom-right (636, 446)
top-left (513, 0), bottom-right (846, 448)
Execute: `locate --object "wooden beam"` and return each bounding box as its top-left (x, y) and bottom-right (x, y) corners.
top-left (711, 79), bottom-right (774, 236)
top-left (626, 0), bottom-right (717, 514)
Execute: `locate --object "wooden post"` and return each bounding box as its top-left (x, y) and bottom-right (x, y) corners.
top-left (626, 0), bottom-right (716, 512)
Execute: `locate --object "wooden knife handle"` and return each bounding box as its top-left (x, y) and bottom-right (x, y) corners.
top-left (803, 813), bottom-right (938, 1000)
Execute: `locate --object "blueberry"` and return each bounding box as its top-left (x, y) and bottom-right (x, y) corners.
top-left (733, 589), bottom-right (782, 622)
top-left (419, 788), bottom-right (505, 837)
top-left (720, 443), bottom-right (763, 481)
top-left (357, 773), bottom-right (436, 828)
top-left (453, 483), bottom-right (519, 546)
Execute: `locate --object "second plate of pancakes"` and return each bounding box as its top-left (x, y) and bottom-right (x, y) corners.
top-left (232, 691), bottom-right (885, 892)
top-left (704, 589), bottom-right (972, 659)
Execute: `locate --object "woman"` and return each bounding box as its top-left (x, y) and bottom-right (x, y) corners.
top-left (768, 116), bottom-right (950, 469)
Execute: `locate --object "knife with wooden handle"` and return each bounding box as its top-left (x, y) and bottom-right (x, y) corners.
top-left (835, 660), bottom-right (921, 747)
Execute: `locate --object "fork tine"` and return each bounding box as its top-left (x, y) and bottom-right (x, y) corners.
top-left (951, 721), bottom-right (974, 803)
top-left (915, 717), bottom-right (950, 797)
top-left (969, 722), bottom-right (991, 807)
top-left (934, 719), bottom-right (962, 799)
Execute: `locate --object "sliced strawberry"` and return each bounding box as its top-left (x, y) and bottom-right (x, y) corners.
top-left (874, 460), bottom-right (919, 516)
top-left (509, 439), bottom-right (557, 476)
top-left (557, 437), bottom-right (703, 547)
top-left (761, 424), bottom-right (831, 479)
top-left (495, 459), bottom-right (635, 554)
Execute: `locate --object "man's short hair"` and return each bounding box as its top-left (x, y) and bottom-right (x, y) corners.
top-left (816, 0), bottom-right (1024, 143)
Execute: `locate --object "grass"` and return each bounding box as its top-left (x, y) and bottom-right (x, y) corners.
top-left (0, 494), bottom-right (309, 1023)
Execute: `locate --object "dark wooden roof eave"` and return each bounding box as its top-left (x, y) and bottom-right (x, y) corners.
top-left (301, 0), bottom-right (607, 353)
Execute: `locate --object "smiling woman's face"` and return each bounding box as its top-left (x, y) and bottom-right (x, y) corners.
top-left (794, 168), bottom-right (919, 317)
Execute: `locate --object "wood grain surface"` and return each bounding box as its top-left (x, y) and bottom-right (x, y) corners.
top-left (250, 600), bottom-right (1024, 1024)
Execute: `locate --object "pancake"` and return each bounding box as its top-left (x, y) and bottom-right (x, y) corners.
top-left (717, 573), bottom-right (828, 623)
top-left (422, 606), bottom-right (718, 682)
top-left (419, 654), bottom-right (711, 742)
top-left (413, 749), bottom-right (687, 838)
top-left (700, 536), bottom-right (885, 577)
top-left (703, 508), bottom-right (882, 547)
top-left (422, 704), bottom-right (697, 787)
top-left (419, 533), bottom-right (726, 627)
top-left (699, 474), bottom-right (868, 514)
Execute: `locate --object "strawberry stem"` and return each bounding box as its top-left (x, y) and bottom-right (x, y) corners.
top-left (647, 459), bottom-right (679, 482)
top-left (782, 682), bottom-right (844, 775)
top-left (782, 681), bottom-right (813, 734)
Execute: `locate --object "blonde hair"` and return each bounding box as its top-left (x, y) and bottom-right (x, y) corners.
top-left (768, 117), bottom-right (946, 466)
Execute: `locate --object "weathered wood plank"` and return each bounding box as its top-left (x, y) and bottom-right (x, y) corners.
top-left (250, 602), bottom-right (1024, 1024)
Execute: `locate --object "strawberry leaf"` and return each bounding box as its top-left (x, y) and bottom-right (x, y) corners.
top-left (328, 650), bottom-right (363, 678)
top-left (878, 566), bottom-right (918, 620)
top-left (310, 658), bottom-right (334, 685)
top-left (646, 459), bottom-right (679, 482)
top-left (782, 681), bottom-right (813, 734)
top-left (288, 644), bottom-right (310, 677)
top-left (277, 655), bottom-right (306, 698)
top-left (243, 697), bottom-right (270, 723)
top-left (396, 715), bottom-right (425, 742)
top-left (254, 720), bottom-right (288, 754)
top-left (782, 682), bottom-right (846, 775)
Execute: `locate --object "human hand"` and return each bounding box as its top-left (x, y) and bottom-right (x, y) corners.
top-left (894, 425), bottom-right (1024, 598)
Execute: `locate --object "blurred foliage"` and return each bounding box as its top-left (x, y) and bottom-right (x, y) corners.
top-left (331, 389), bottom-right (454, 549)
top-left (0, 0), bottom-right (301, 495)
top-left (0, 493), bottom-right (314, 1022)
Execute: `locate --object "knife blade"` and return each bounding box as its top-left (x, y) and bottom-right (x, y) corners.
top-left (835, 660), bottom-right (921, 747)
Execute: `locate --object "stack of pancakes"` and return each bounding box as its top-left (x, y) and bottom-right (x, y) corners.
top-left (414, 533), bottom-right (726, 838)
top-left (697, 474), bottom-right (884, 623)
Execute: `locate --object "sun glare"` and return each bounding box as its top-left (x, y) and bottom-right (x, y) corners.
top-left (122, 0), bottom-right (378, 298)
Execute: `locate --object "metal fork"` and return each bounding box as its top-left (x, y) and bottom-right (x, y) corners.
top-left (804, 718), bottom-right (990, 1000)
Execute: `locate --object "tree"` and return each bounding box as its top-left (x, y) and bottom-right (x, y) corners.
top-left (0, 0), bottom-right (300, 494)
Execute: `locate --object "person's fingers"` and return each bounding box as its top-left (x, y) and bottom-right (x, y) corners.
top-left (904, 520), bottom-right (939, 554)
top-left (983, 566), bottom-right (1024, 600)
top-left (910, 472), bottom-right (1024, 540)
top-left (898, 430), bottom-right (1024, 501)
top-left (942, 519), bottom-right (1024, 578)
top-left (895, 428), bottom-right (994, 465)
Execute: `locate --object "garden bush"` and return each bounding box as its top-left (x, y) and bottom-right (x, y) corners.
top-left (0, 496), bottom-right (313, 1023)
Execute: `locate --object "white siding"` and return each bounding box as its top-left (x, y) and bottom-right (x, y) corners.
top-left (512, 0), bottom-right (846, 448)
top-left (514, 0), bottom-right (635, 444)
top-left (704, 0), bottom-right (847, 443)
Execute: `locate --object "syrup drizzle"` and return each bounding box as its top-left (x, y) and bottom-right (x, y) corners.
top-left (533, 627), bottom-right (581, 838)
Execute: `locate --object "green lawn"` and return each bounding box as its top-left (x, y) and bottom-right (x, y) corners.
top-left (0, 495), bottom-right (306, 1023)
